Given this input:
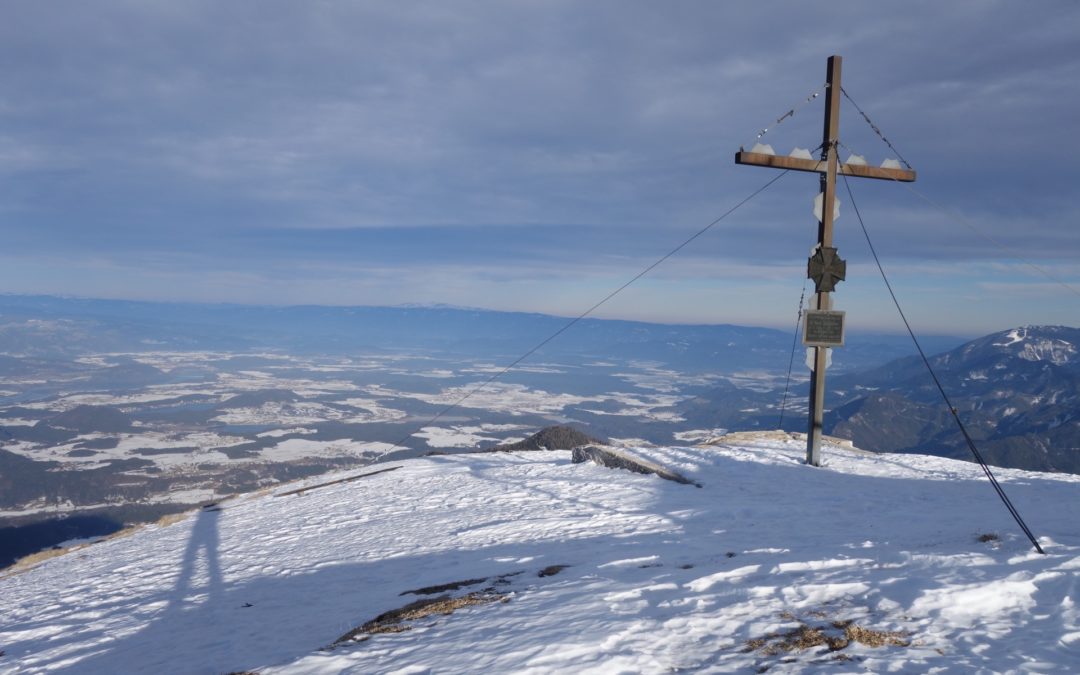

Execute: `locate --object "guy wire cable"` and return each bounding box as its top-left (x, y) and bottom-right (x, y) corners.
top-left (777, 281), bottom-right (808, 430)
top-left (841, 171), bottom-right (1045, 554)
top-left (280, 169), bottom-right (793, 493)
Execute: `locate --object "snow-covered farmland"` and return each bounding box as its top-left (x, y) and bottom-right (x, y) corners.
top-left (412, 423), bottom-right (531, 448)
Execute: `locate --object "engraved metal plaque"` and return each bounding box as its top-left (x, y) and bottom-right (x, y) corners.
top-left (803, 310), bottom-right (845, 347)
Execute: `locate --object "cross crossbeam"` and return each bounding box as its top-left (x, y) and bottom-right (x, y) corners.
top-left (734, 151), bottom-right (916, 182)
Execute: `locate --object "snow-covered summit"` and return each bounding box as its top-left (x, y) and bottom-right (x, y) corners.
top-left (986, 325), bottom-right (1078, 366)
top-left (1, 437), bottom-right (1078, 673)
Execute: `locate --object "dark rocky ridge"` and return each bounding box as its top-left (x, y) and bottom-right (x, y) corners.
top-left (486, 425), bottom-right (604, 452)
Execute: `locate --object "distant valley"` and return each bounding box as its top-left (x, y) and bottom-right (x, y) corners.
top-left (4, 294), bottom-right (1075, 565)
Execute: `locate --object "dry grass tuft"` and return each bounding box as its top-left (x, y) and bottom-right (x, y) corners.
top-left (745, 612), bottom-right (909, 657)
top-left (102, 524), bottom-right (144, 541)
top-left (5, 547), bottom-right (71, 574)
top-left (333, 591), bottom-right (506, 645)
top-left (156, 512), bottom-right (191, 527)
top-left (840, 621), bottom-right (910, 648)
top-left (977, 532), bottom-right (1000, 543)
top-left (746, 624), bottom-right (846, 655)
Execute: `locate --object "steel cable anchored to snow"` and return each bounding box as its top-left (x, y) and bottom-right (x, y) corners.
top-left (841, 172), bottom-right (1045, 555)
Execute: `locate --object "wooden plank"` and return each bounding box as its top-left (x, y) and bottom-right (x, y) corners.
top-left (734, 150), bottom-right (916, 182)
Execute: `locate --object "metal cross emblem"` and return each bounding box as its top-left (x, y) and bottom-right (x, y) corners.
top-left (807, 246), bottom-right (846, 293)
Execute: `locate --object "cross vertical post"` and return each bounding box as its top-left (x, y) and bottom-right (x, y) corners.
top-left (734, 55), bottom-right (916, 467)
top-left (806, 55), bottom-right (843, 466)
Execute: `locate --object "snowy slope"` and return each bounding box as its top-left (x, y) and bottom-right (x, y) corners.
top-left (1, 437), bottom-right (1079, 673)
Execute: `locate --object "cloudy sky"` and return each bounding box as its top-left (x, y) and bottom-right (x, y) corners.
top-left (2, 1), bottom-right (1077, 334)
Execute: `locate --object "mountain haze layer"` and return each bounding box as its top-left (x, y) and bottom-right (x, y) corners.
top-left (0, 294), bottom-right (963, 371)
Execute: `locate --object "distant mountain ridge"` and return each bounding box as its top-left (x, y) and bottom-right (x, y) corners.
top-left (0, 293), bottom-right (964, 373)
top-left (827, 325), bottom-right (1080, 472)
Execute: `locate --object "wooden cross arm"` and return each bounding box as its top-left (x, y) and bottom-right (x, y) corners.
top-left (734, 150), bottom-right (916, 182)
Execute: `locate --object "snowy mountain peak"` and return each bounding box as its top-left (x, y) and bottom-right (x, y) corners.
top-left (991, 325), bottom-right (1077, 365)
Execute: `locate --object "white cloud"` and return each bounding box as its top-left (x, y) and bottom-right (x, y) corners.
top-left (2, 1), bottom-right (1078, 330)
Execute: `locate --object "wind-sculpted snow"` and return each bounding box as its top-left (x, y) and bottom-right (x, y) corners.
top-left (1, 438), bottom-right (1078, 673)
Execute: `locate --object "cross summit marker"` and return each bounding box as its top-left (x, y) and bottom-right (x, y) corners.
top-left (735, 55), bottom-right (916, 466)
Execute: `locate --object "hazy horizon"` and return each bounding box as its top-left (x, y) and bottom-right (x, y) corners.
top-left (0, 290), bottom-right (1009, 338)
top-left (2, 2), bottom-right (1078, 334)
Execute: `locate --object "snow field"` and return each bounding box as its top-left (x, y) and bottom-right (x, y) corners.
top-left (412, 423), bottom-right (531, 449)
top-left (0, 439), bottom-right (1077, 673)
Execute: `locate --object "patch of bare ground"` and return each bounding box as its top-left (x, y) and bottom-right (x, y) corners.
top-left (332, 591), bottom-right (507, 645)
top-left (155, 512), bottom-right (191, 527)
top-left (839, 621), bottom-right (910, 648)
top-left (332, 566), bottom-right (565, 648)
top-left (400, 577), bottom-right (489, 596)
top-left (2, 547), bottom-right (72, 576)
top-left (538, 564), bottom-right (569, 577)
top-left (744, 612), bottom-right (910, 661)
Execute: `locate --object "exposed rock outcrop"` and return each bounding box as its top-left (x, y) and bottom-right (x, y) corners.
top-left (486, 425), bottom-right (603, 452)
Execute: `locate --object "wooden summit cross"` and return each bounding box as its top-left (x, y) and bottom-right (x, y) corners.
top-left (735, 55), bottom-right (916, 466)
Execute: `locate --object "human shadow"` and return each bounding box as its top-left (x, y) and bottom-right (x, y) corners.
top-left (66, 504), bottom-right (229, 674)
top-left (53, 511), bottom-right (648, 674)
top-left (172, 505), bottom-right (225, 610)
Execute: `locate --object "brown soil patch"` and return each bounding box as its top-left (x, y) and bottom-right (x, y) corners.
top-left (745, 614), bottom-right (909, 657)
top-left (839, 621), bottom-right (910, 648)
top-left (333, 591), bottom-right (506, 645)
top-left (156, 512), bottom-right (190, 527)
